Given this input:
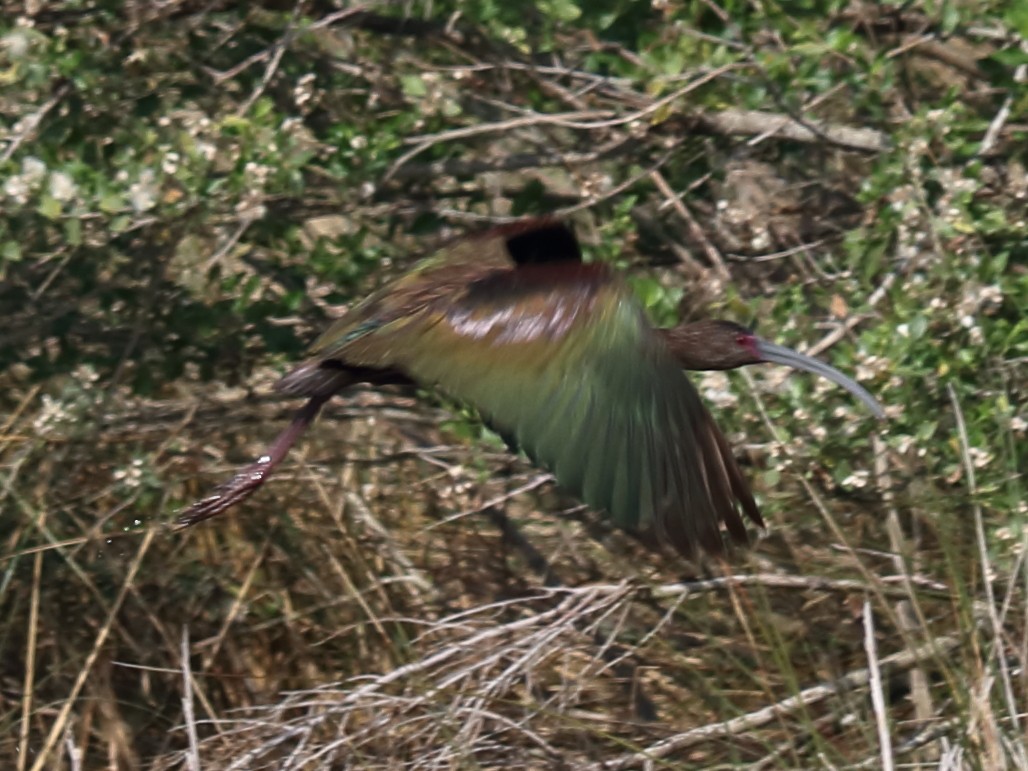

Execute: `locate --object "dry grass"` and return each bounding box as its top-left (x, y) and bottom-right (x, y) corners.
top-left (2, 373), bottom-right (1023, 769)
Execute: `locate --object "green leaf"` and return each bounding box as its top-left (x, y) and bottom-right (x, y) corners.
top-left (98, 193), bottom-right (124, 213)
top-left (1004, 5), bottom-right (1028, 39)
top-left (38, 194), bottom-right (62, 220)
top-left (64, 217), bottom-right (82, 246)
top-left (987, 46), bottom-right (1028, 69)
top-left (2, 240), bottom-right (22, 262)
top-left (539, 0), bottom-right (581, 22)
top-left (400, 74), bottom-right (427, 98)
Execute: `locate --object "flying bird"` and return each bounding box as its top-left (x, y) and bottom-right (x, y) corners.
top-left (177, 219), bottom-right (884, 557)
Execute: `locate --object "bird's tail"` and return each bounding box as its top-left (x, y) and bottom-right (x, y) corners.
top-left (275, 360), bottom-right (360, 398)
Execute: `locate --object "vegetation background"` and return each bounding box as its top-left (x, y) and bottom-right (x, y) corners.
top-left (1, 0), bottom-right (1025, 768)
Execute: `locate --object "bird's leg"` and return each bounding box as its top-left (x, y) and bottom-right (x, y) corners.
top-left (175, 393), bottom-right (331, 528)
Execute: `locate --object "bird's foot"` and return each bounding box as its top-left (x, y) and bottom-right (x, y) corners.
top-left (174, 457), bottom-right (272, 529)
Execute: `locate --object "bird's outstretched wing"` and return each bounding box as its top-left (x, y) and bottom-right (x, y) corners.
top-left (311, 259), bottom-right (761, 557)
top-left (179, 220), bottom-right (762, 550)
top-left (276, 219), bottom-right (581, 398)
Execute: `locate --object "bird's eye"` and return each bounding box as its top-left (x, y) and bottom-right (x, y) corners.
top-left (735, 333), bottom-right (750, 347)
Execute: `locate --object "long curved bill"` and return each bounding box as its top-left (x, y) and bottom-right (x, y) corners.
top-left (754, 340), bottom-right (886, 420)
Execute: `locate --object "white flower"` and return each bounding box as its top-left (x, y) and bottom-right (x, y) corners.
top-left (4, 175), bottom-right (30, 203)
top-left (968, 447), bottom-right (992, 469)
top-left (32, 395), bottom-right (69, 436)
top-left (841, 470), bottom-right (870, 489)
top-left (129, 168), bottom-right (158, 212)
top-left (162, 152), bottom-right (181, 175)
top-left (699, 371), bottom-right (738, 409)
top-left (979, 284), bottom-right (1003, 310)
top-left (2, 29), bottom-right (31, 58)
top-left (195, 140), bottom-right (217, 162)
top-left (22, 156), bottom-right (47, 182)
top-left (73, 364), bottom-right (99, 384)
top-left (3, 156), bottom-right (48, 203)
top-left (244, 161), bottom-right (271, 186)
top-left (293, 73), bottom-right (316, 107)
top-left (49, 171), bottom-right (77, 202)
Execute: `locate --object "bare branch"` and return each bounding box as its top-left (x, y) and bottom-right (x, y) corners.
top-left (588, 632), bottom-right (962, 770)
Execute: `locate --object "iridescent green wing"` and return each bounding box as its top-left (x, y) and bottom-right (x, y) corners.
top-left (277, 220), bottom-right (580, 397)
top-left (306, 240), bottom-right (508, 356)
top-left (309, 219), bottom-right (583, 361)
top-left (347, 263), bottom-right (757, 556)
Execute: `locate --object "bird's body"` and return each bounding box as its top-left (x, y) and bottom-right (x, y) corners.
top-left (179, 219), bottom-right (883, 558)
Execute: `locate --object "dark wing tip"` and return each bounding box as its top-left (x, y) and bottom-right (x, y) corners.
top-left (275, 361), bottom-right (344, 398)
top-left (471, 218), bottom-right (582, 265)
top-left (652, 408), bottom-right (765, 560)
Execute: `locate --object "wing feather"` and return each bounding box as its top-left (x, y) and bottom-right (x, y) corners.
top-left (272, 220), bottom-right (761, 557)
top-left (354, 265), bottom-right (759, 557)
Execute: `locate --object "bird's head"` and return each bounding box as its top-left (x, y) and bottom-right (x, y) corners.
top-left (662, 319), bottom-right (885, 419)
top-left (662, 320), bottom-right (763, 370)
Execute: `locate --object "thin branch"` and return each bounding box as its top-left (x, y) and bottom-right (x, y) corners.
top-left (388, 137), bottom-right (633, 181)
top-left (235, 1), bottom-right (302, 117)
top-left (180, 627), bottom-right (201, 771)
top-left (948, 383), bottom-right (1026, 758)
top-left (979, 91), bottom-right (1014, 156)
top-left (650, 168), bottom-right (731, 282)
top-left (1, 81), bottom-right (71, 163)
top-left (807, 270), bottom-right (897, 357)
top-left (17, 542), bottom-right (43, 771)
top-left (863, 598), bottom-right (895, 771)
top-left (586, 632), bottom-right (962, 770)
top-left (696, 108), bottom-right (889, 152)
top-left (385, 110), bottom-right (609, 179)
